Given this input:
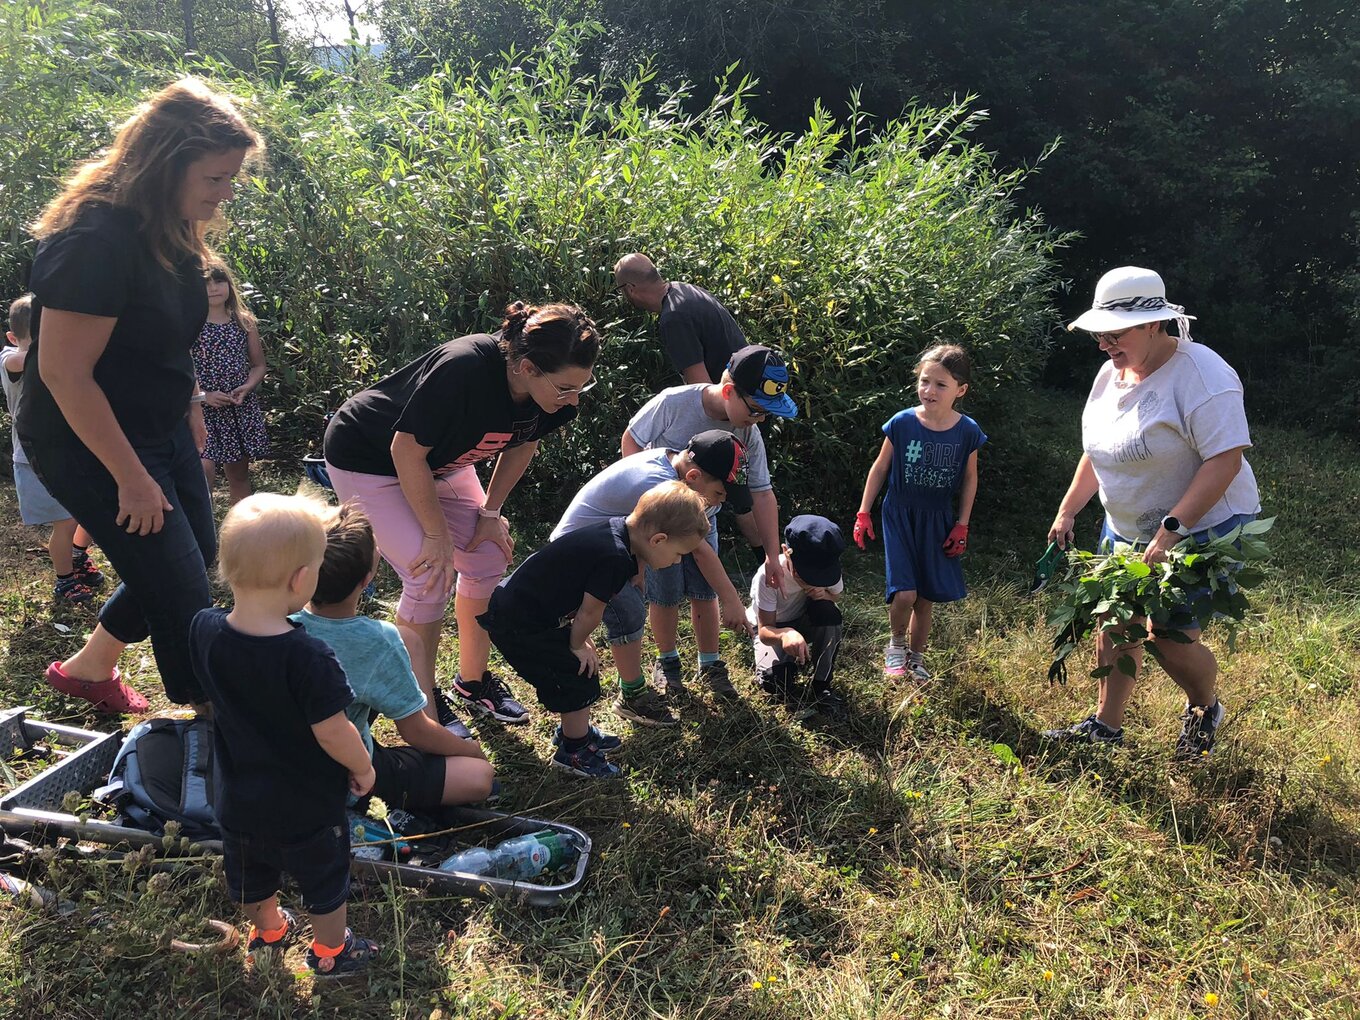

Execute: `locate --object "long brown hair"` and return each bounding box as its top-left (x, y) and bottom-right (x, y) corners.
top-left (204, 256), bottom-right (258, 334)
top-left (31, 78), bottom-right (262, 270)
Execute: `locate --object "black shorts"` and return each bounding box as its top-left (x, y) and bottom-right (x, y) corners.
top-left (477, 615), bottom-right (601, 714)
top-left (221, 822), bottom-right (351, 915)
top-left (371, 742), bottom-right (447, 811)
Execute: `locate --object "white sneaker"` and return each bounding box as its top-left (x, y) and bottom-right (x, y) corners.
top-left (906, 650), bottom-right (932, 681)
top-left (884, 643), bottom-right (907, 677)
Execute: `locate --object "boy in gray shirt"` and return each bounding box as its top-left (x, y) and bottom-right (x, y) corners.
top-left (623, 345), bottom-right (797, 699)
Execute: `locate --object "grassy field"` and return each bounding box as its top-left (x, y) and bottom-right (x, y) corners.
top-left (1, 396), bottom-right (1358, 1019)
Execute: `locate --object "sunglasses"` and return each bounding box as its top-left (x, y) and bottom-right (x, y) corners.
top-left (1092, 326), bottom-right (1139, 345)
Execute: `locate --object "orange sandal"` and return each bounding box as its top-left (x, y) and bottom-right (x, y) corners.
top-left (45, 661), bottom-right (149, 714)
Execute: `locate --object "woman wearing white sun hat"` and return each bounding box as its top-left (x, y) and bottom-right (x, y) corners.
top-left (1043, 266), bottom-right (1262, 758)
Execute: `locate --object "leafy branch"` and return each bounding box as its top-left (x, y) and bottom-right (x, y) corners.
top-left (1046, 518), bottom-right (1274, 685)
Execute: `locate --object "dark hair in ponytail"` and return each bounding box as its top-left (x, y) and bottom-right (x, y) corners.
top-left (498, 301), bottom-right (601, 373)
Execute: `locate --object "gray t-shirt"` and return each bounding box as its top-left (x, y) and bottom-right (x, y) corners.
top-left (551, 448), bottom-right (680, 540)
top-left (626, 384), bottom-right (772, 492)
top-left (1082, 338), bottom-right (1261, 540)
top-left (659, 282), bottom-right (745, 383)
top-left (1, 346), bottom-right (29, 464)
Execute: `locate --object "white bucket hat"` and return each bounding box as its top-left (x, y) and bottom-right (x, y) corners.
top-left (1068, 266), bottom-right (1195, 341)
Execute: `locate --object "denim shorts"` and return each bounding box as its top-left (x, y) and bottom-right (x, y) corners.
top-left (221, 821), bottom-right (351, 915)
top-left (645, 521), bottom-right (719, 606)
top-left (602, 582), bottom-right (645, 645)
top-left (1099, 512), bottom-right (1257, 631)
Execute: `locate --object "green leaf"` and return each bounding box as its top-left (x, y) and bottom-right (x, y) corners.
top-left (990, 743), bottom-right (1020, 766)
top-left (1116, 654), bottom-right (1137, 677)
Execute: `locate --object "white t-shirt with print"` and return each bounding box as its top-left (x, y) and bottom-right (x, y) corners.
top-left (746, 553), bottom-right (845, 629)
top-left (1082, 339), bottom-right (1261, 541)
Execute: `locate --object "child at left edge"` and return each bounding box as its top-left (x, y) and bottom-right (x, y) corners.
top-left (2, 293), bottom-right (106, 604)
top-left (854, 344), bottom-right (986, 681)
top-left (189, 493), bottom-right (379, 977)
top-left (477, 480), bottom-right (712, 778)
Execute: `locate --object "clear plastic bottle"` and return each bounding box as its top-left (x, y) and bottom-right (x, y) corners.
top-left (438, 830), bottom-right (578, 879)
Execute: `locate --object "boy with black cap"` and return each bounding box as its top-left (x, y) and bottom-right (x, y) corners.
top-left (622, 344), bottom-right (797, 700)
top-left (551, 430), bottom-right (755, 727)
top-left (748, 515), bottom-right (848, 718)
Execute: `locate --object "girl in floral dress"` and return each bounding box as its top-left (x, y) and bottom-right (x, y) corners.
top-left (193, 258), bottom-right (268, 503)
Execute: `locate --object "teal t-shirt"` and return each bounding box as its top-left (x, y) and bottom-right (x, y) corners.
top-left (292, 610), bottom-right (427, 756)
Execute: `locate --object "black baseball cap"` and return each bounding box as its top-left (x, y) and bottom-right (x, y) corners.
top-left (726, 345), bottom-right (798, 418)
top-left (685, 430), bottom-right (752, 513)
top-left (784, 515), bottom-right (844, 587)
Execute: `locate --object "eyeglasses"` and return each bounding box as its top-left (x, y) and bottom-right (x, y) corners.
top-left (546, 372), bottom-right (598, 401)
top-left (1093, 326), bottom-right (1137, 345)
top-left (739, 395), bottom-right (768, 420)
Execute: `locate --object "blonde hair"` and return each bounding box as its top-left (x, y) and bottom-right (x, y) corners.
top-left (217, 493), bottom-right (327, 592)
top-left (204, 256), bottom-right (258, 333)
top-left (628, 480), bottom-right (711, 542)
top-left (32, 78), bottom-right (262, 270)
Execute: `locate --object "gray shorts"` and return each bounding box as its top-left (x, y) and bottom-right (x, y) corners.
top-left (14, 460), bottom-right (72, 526)
top-left (645, 521), bottom-right (720, 606)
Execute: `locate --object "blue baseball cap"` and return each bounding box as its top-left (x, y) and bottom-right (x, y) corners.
top-left (784, 515), bottom-right (844, 587)
top-left (726, 345), bottom-right (798, 419)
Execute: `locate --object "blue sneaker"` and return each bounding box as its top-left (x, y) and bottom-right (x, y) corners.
top-left (306, 928), bottom-right (379, 978)
top-left (552, 723), bottom-right (621, 755)
top-left (1041, 714), bottom-right (1125, 746)
top-left (551, 743), bottom-right (621, 779)
top-left (451, 671), bottom-right (529, 725)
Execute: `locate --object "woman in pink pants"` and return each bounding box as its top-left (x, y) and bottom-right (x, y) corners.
top-left (324, 301), bottom-right (600, 727)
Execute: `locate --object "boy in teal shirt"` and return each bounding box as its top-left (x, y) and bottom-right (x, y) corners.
top-left (296, 502), bottom-right (495, 809)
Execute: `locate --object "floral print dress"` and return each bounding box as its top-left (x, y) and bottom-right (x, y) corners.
top-left (191, 318), bottom-right (269, 463)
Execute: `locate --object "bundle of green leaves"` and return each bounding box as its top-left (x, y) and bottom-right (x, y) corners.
top-left (1046, 518), bottom-right (1274, 685)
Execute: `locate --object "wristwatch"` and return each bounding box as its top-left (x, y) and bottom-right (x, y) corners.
top-left (1161, 515), bottom-right (1192, 537)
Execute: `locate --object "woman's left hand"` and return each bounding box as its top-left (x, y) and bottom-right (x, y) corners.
top-left (466, 512), bottom-right (514, 561)
top-left (1141, 527), bottom-right (1180, 565)
top-left (228, 385), bottom-right (250, 404)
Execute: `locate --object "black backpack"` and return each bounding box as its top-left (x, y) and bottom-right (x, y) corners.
top-left (99, 717), bottom-right (220, 842)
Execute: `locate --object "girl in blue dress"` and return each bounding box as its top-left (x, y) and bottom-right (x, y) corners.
top-left (854, 345), bottom-right (986, 680)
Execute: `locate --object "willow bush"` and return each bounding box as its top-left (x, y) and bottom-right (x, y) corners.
top-left (2, 4), bottom-right (1067, 517)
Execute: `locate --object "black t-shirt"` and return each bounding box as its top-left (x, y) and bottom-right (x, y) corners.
top-left (658, 282), bottom-right (745, 383)
top-left (323, 333), bottom-right (578, 477)
top-left (18, 204), bottom-right (207, 449)
top-left (189, 609), bottom-right (355, 837)
top-left (487, 517), bottom-right (638, 631)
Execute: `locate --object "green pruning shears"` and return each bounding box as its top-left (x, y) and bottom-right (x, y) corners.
top-left (1029, 542), bottom-right (1067, 595)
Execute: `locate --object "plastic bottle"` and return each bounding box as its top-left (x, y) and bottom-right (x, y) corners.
top-left (1, 873), bottom-right (58, 910)
top-left (438, 830), bottom-right (579, 879)
top-left (347, 811), bottom-right (412, 860)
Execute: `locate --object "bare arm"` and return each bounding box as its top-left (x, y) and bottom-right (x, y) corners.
top-left (758, 607), bottom-right (809, 663)
top-left (956, 449), bottom-right (979, 526)
top-left (569, 593), bottom-right (607, 650)
top-left (857, 438), bottom-right (894, 514)
top-left (394, 708), bottom-right (486, 759)
top-left (38, 309), bottom-right (171, 534)
top-left (1141, 448), bottom-right (1247, 564)
top-left (1048, 453), bottom-right (1100, 548)
top-left (692, 539), bottom-right (755, 635)
top-left (390, 431), bottom-right (447, 538)
top-left (311, 711), bottom-right (376, 794)
top-left (231, 325), bottom-right (266, 398)
top-left (482, 440), bottom-right (538, 513)
top-left (621, 429), bottom-right (643, 457)
top-left (680, 363), bottom-right (712, 386)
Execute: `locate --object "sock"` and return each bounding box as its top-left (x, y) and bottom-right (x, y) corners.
top-left (697, 651), bottom-right (720, 667)
top-left (888, 636), bottom-right (905, 648)
top-left (559, 731), bottom-right (592, 752)
top-left (619, 676), bottom-right (646, 696)
top-left (310, 931), bottom-right (350, 958)
top-left (657, 650), bottom-right (680, 666)
top-left (251, 916), bottom-right (290, 943)
top-left (56, 572), bottom-right (73, 581)
top-left (71, 547), bottom-right (87, 562)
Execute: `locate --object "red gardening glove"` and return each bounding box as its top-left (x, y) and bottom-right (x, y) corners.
top-left (942, 523), bottom-right (969, 557)
top-left (853, 511), bottom-right (876, 550)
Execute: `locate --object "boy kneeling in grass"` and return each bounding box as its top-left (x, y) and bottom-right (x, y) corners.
top-left (478, 480), bottom-right (711, 778)
top-left (749, 515), bottom-right (848, 719)
top-left (190, 494), bottom-right (378, 977)
top-left (296, 502), bottom-right (496, 811)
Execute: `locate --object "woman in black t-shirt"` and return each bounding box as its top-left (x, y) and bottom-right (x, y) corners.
top-left (18, 79), bottom-right (261, 713)
top-left (323, 302), bottom-right (600, 723)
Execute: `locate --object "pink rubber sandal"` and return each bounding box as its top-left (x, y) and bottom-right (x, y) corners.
top-left (45, 661), bottom-right (149, 714)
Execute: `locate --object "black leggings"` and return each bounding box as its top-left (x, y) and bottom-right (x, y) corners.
top-left (23, 420), bottom-right (216, 704)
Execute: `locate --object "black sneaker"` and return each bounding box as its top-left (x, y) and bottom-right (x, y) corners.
top-left (306, 928), bottom-right (379, 978)
top-left (434, 688), bottom-right (474, 739)
top-left (652, 656), bottom-right (685, 697)
top-left (552, 723), bottom-right (622, 754)
top-left (612, 687), bottom-right (678, 727)
top-left (1041, 714), bottom-right (1125, 746)
top-left (1175, 700), bottom-right (1226, 760)
top-left (451, 671), bottom-right (530, 725)
top-left (551, 743), bottom-right (622, 779)
top-left (53, 575), bottom-right (96, 604)
top-left (70, 551), bottom-right (105, 589)
top-left (246, 908), bottom-right (298, 959)
top-left (699, 660), bottom-right (740, 701)
top-left (806, 686), bottom-right (849, 720)
top-left (757, 664), bottom-right (803, 704)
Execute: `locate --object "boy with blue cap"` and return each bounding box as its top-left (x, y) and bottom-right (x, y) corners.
top-left (623, 344), bottom-right (797, 702)
top-left (748, 515), bottom-right (848, 718)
